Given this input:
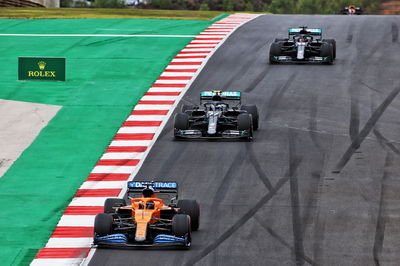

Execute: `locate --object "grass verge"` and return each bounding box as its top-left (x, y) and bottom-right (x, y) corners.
top-left (0, 7), bottom-right (229, 20)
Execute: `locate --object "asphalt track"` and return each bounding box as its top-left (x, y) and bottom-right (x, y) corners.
top-left (89, 15), bottom-right (400, 266)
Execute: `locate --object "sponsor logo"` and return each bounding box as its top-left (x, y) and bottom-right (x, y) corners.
top-left (28, 70), bottom-right (56, 77)
top-left (38, 61), bottom-right (46, 70)
top-left (27, 60), bottom-right (56, 78)
top-left (18, 57), bottom-right (65, 81)
top-left (128, 181), bottom-right (177, 189)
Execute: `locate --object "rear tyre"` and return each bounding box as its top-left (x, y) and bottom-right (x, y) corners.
top-left (94, 213), bottom-right (113, 236)
top-left (174, 113), bottom-right (189, 130)
top-left (320, 43), bottom-right (333, 65)
top-left (181, 104), bottom-right (196, 114)
top-left (241, 104), bottom-right (259, 130)
top-left (172, 214), bottom-right (191, 238)
top-left (322, 39), bottom-right (336, 59)
top-left (104, 198), bottom-right (126, 213)
top-left (269, 42), bottom-right (281, 64)
top-left (178, 200), bottom-right (200, 231)
top-left (274, 38), bottom-right (287, 42)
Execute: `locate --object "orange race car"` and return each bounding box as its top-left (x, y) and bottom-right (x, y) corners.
top-left (93, 181), bottom-right (200, 248)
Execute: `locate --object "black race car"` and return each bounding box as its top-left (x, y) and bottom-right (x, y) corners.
top-left (269, 26), bottom-right (336, 64)
top-left (93, 181), bottom-right (200, 248)
top-left (173, 90), bottom-right (259, 140)
top-left (338, 5), bottom-right (364, 15)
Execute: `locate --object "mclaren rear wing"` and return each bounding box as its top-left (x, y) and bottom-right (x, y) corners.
top-left (127, 181), bottom-right (178, 205)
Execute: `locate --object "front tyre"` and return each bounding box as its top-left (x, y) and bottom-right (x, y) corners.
top-left (94, 213), bottom-right (113, 237)
top-left (174, 113), bottom-right (189, 130)
top-left (237, 113), bottom-right (253, 140)
top-left (320, 43), bottom-right (334, 65)
top-left (241, 104), bottom-right (259, 130)
top-left (322, 39), bottom-right (336, 59)
top-left (269, 42), bottom-right (281, 64)
top-left (172, 214), bottom-right (191, 238)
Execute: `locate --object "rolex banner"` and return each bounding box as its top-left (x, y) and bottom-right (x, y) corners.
top-left (18, 57), bottom-right (66, 81)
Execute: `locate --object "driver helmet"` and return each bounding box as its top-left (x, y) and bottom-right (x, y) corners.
top-left (298, 36), bottom-right (307, 42)
top-left (142, 186), bottom-right (155, 198)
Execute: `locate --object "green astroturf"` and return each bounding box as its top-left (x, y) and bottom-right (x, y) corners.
top-left (0, 18), bottom-right (213, 266)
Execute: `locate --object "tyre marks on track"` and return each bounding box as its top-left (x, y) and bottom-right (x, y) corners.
top-left (185, 176), bottom-right (290, 266)
top-left (333, 85), bottom-right (400, 173)
top-left (373, 129), bottom-right (400, 156)
top-left (392, 23), bottom-right (398, 43)
top-left (372, 154), bottom-right (389, 266)
top-left (263, 73), bottom-right (296, 122)
top-left (245, 142), bottom-right (274, 191)
top-left (349, 99), bottom-right (360, 144)
top-left (210, 145), bottom-right (247, 206)
top-left (288, 129), bottom-right (306, 266)
top-left (346, 23), bottom-right (354, 44)
top-left (254, 215), bottom-right (316, 266)
top-left (308, 94), bottom-right (323, 152)
top-left (186, 130), bottom-right (303, 265)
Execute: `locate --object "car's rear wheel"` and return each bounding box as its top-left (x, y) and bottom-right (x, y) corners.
top-left (274, 38), bottom-right (287, 42)
top-left (174, 113), bottom-right (189, 130)
top-left (269, 42), bottom-right (281, 64)
top-left (320, 43), bottom-right (334, 64)
top-left (104, 198), bottom-right (126, 213)
top-left (241, 104), bottom-right (259, 130)
top-left (172, 214), bottom-right (191, 238)
top-left (322, 39), bottom-right (336, 59)
top-left (94, 213), bottom-right (113, 236)
top-left (178, 200), bottom-right (200, 231)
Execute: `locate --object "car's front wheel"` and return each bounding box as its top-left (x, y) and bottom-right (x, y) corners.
top-left (241, 104), bottom-right (259, 130)
top-left (172, 214), bottom-right (191, 238)
top-left (237, 113), bottom-right (253, 140)
top-left (94, 213), bottom-right (113, 237)
top-left (320, 43), bottom-right (334, 65)
top-left (269, 42), bottom-right (282, 64)
top-left (174, 113), bottom-right (189, 130)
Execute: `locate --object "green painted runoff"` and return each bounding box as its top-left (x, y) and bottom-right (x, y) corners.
top-left (0, 18), bottom-right (213, 266)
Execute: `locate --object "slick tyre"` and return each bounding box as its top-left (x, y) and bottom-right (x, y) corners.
top-left (269, 42), bottom-right (281, 64)
top-left (178, 200), bottom-right (200, 231)
top-left (320, 43), bottom-right (334, 65)
top-left (181, 104), bottom-right (196, 114)
top-left (94, 213), bottom-right (113, 236)
top-left (241, 104), bottom-right (259, 130)
top-left (104, 198), bottom-right (126, 213)
top-left (174, 113), bottom-right (189, 130)
top-left (172, 214), bottom-right (191, 238)
top-left (322, 39), bottom-right (336, 59)
top-left (237, 113), bottom-right (252, 131)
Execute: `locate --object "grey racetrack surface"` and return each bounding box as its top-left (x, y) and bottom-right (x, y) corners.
top-left (89, 15), bottom-right (400, 266)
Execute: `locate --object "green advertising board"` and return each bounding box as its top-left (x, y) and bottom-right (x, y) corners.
top-left (18, 57), bottom-right (66, 81)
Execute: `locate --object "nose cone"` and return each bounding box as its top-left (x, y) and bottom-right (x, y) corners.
top-left (297, 43), bottom-right (305, 59)
top-left (207, 114), bottom-right (218, 135)
top-left (135, 236), bottom-right (146, 242)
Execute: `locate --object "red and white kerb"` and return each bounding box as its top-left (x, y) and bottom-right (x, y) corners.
top-left (31, 13), bottom-right (260, 266)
